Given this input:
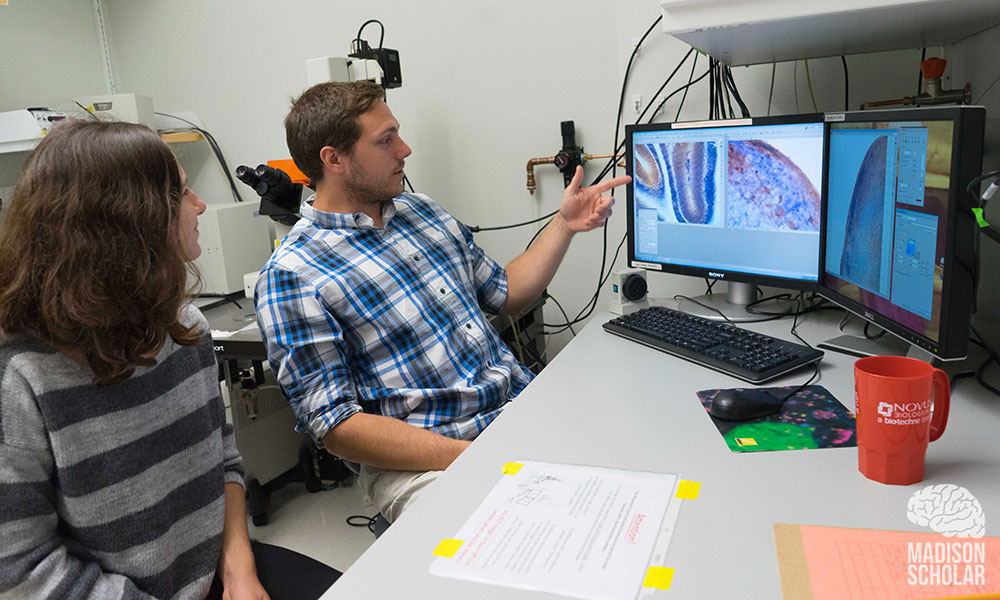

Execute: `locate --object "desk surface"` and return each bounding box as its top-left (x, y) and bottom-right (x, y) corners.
top-left (322, 301), bottom-right (1000, 599)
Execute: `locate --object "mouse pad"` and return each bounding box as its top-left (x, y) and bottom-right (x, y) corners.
top-left (697, 386), bottom-right (856, 453)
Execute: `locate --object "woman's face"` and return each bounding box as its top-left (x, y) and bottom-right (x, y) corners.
top-left (178, 166), bottom-right (207, 260)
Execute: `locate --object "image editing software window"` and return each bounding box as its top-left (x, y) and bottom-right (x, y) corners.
top-left (630, 121), bottom-right (825, 283)
top-left (824, 119), bottom-right (953, 344)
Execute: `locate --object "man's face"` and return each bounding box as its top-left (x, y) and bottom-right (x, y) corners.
top-left (342, 99), bottom-right (412, 207)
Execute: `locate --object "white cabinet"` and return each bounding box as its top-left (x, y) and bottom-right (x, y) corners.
top-left (660, 0), bottom-right (1000, 66)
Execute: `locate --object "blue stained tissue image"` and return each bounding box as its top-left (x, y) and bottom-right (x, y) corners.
top-left (664, 141), bottom-right (717, 224)
top-left (840, 135), bottom-right (889, 293)
top-left (726, 140), bottom-right (821, 231)
top-left (633, 141), bottom-right (720, 225)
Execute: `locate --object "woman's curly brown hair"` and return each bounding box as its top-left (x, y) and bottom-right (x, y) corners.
top-left (0, 120), bottom-right (202, 385)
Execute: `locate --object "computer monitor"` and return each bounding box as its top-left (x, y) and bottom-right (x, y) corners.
top-left (625, 114), bottom-right (827, 321)
top-left (819, 106), bottom-right (985, 361)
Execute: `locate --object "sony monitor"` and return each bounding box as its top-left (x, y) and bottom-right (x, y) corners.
top-left (819, 106), bottom-right (985, 360)
top-left (624, 114), bottom-right (827, 321)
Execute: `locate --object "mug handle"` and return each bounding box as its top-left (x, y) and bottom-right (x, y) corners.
top-left (929, 368), bottom-right (950, 442)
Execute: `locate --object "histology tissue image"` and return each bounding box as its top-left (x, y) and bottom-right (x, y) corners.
top-left (840, 136), bottom-right (889, 292)
top-left (633, 141), bottom-right (721, 225)
top-left (726, 140), bottom-right (821, 232)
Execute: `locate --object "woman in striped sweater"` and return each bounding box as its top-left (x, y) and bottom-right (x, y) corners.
top-left (0, 120), bottom-right (338, 599)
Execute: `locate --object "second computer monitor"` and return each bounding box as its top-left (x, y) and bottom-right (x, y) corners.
top-left (625, 114), bottom-right (827, 320)
top-left (820, 106), bottom-right (985, 360)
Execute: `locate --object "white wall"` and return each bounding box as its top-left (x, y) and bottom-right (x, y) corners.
top-left (101, 0), bottom-right (623, 355)
top-left (13, 1), bottom-right (999, 359)
top-left (0, 0), bottom-right (109, 218)
top-left (0, 0), bottom-right (108, 112)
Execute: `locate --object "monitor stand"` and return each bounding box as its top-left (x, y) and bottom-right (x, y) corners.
top-left (817, 332), bottom-right (974, 378)
top-left (676, 282), bottom-right (773, 323)
top-left (817, 333), bottom-right (912, 359)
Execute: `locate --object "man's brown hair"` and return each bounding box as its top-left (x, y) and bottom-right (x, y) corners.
top-left (284, 80), bottom-right (385, 184)
top-left (0, 119), bottom-right (201, 385)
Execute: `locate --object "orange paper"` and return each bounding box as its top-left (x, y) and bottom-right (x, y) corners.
top-left (795, 525), bottom-right (1000, 599)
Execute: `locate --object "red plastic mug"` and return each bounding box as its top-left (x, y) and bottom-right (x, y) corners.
top-left (854, 355), bottom-right (950, 485)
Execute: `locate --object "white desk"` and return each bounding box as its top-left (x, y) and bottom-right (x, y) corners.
top-left (322, 303), bottom-right (1000, 598)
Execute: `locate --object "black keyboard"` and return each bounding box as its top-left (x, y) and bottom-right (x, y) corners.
top-left (603, 306), bottom-right (823, 384)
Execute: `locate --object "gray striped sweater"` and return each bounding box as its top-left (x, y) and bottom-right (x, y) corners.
top-left (0, 305), bottom-right (243, 599)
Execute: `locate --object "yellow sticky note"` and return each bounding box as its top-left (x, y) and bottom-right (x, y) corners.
top-left (642, 566), bottom-right (675, 590)
top-left (736, 437), bottom-right (758, 446)
top-left (675, 480), bottom-right (701, 500)
top-left (433, 539), bottom-right (464, 558)
top-left (502, 462), bottom-right (523, 475)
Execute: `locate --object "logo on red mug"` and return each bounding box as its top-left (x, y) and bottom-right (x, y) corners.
top-left (875, 399), bottom-right (932, 425)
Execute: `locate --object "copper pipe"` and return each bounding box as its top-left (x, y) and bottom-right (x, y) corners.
top-left (525, 152), bottom-right (624, 195)
top-left (526, 156), bottom-right (555, 195)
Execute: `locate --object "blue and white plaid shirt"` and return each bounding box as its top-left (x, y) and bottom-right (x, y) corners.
top-left (255, 193), bottom-right (534, 447)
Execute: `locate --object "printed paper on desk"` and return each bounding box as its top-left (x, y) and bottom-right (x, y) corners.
top-left (429, 460), bottom-right (681, 600)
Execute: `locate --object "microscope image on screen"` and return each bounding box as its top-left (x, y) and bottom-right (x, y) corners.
top-left (633, 141), bottom-right (723, 226)
top-left (839, 134), bottom-right (890, 294)
top-left (823, 118), bottom-right (963, 344)
top-left (726, 139), bottom-right (821, 232)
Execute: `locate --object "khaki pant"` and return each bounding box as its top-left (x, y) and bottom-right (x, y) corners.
top-left (357, 465), bottom-right (442, 523)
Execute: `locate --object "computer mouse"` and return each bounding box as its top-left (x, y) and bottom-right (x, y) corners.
top-left (709, 388), bottom-right (787, 421)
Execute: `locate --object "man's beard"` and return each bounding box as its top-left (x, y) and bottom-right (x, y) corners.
top-left (343, 156), bottom-right (404, 208)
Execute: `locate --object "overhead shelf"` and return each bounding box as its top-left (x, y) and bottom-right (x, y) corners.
top-left (159, 130), bottom-right (205, 144)
top-left (659, 0), bottom-right (1000, 66)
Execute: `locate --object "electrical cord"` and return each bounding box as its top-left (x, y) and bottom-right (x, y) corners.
top-left (469, 211), bottom-right (557, 233)
top-left (544, 231), bottom-right (628, 334)
top-left (965, 169), bottom-right (1000, 195)
top-left (648, 69), bottom-right (711, 124)
top-left (793, 61), bottom-right (801, 113)
top-left (355, 19), bottom-right (385, 49)
top-left (538, 38), bottom-right (696, 336)
top-left (788, 292), bottom-right (813, 348)
top-left (804, 59), bottom-right (819, 112)
top-left (837, 310), bottom-right (852, 334)
top-left (155, 112), bottom-right (243, 204)
top-left (970, 325), bottom-right (1000, 397)
top-left (673, 294), bottom-right (732, 323)
top-left (675, 52), bottom-right (700, 121)
top-left (744, 293), bottom-right (797, 320)
top-left (473, 16), bottom-right (669, 238)
top-left (346, 514), bottom-right (378, 534)
top-left (841, 56), bottom-right (849, 111)
top-left (544, 293), bottom-right (577, 336)
top-left (723, 65), bottom-right (751, 118)
top-left (973, 70), bottom-right (1000, 104)
top-left (863, 321), bottom-right (886, 340)
top-left (506, 315), bottom-right (526, 365)
top-left (776, 363), bottom-right (822, 402)
top-left (916, 47), bottom-right (926, 106)
top-left (196, 293), bottom-right (245, 311)
top-left (767, 62), bottom-right (776, 116)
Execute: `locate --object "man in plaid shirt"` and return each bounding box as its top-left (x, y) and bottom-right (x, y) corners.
top-left (255, 81), bottom-right (629, 522)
